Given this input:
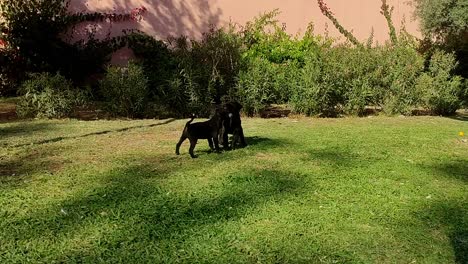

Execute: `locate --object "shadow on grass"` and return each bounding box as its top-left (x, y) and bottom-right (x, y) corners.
top-left (244, 136), bottom-right (291, 149)
top-left (448, 111), bottom-right (468, 122)
top-left (0, 122), bottom-right (57, 141)
top-left (418, 201), bottom-right (468, 264)
top-left (2, 163), bottom-right (312, 262)
top-left (304, 148), bottom-right (376, 169)
top-left (6, 118), bottom-right (176, 148)
top-left (418, 158), bottom-right (468, 263)
top-left (0, 145), bottom-right (66, 182)
top-left (424, 159), bottom-right (468, 183)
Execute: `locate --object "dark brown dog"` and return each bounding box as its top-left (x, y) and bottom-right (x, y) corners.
top-left (175, 110), bottom-right (223, 158)
top-left (219, 101), bottom-right (246, 149)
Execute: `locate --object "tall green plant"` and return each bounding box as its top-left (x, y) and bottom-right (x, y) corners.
top-left (99, 62), bottom-right (148, 117)
top-left (381, 45), bottom-right (425, 115)
top-left (171, 25), bottom-right (244, 115)
top-left (413, 0), bottom-right (468, 77)
top-left (416, 50), bottom-right (463, 115)
top-left (16, 72), bottom-right (85, 118)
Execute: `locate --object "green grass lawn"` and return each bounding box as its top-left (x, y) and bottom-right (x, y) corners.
top-left (1, 116), bottom-right (467, 263)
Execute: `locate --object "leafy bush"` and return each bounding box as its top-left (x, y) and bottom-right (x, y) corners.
top-left (237, 10), bottom-right (326, 116)
top-left (380, 44), bottom-right (425, 115)
top-left (16, 73), bottom-right (85, 118)
top-left (461, 79), bottom-right (468, 108)
top-left (413, 0), bottom-right (468, 79)
top-left (235, 58), bottom-right (280, 116)
top-left (0, 49), bottom-right (22, 96)
top-left (290, 46), bottom-right (383, 117)
top-left (99, 62), bottom-right (148, 117)
top-left (241, 9), bottom-right (320, 64)
top-left (174, 26), bottom-right (244, 116)
top-left (290, 55), bottom-right (326, 116)
top-left (125, 32), bottom-right (186, 116)
top-left (416, 50), bottom-right (463, 115)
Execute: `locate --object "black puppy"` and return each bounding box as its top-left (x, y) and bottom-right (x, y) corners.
top-left (175, 110), bottom-right (223, 158)
top-left (219, 101), bottom-right (246, 149)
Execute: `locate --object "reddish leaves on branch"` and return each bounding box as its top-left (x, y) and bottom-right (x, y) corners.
top-left (130, 6), bottom-right (148, 21)
top-left (317, 0), bottom-right (333, 16)
top-left (77, 6), bottom-right (148, 23)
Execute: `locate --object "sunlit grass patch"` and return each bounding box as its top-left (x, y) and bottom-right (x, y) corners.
top-left (0, 116), bottom-right (467, 263)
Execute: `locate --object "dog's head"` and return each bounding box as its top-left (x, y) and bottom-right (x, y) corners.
top-left (223, 101), bottom-right (243, 114)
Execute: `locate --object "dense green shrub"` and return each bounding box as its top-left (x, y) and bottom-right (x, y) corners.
top-left (0, 49), bottom-right (22, 96)
top-left (380, 44), bottom-right (425, 115)
top-left (416, 50), bottom-right (463, 115)
top-left (290, 55), bottom-right (327, 116)
top-left (413, 0), bottom-right (468, 78)
top-left (236, 58), bottom-right (280, 116)
top-left (16, 73), bottom-right (85, 118)
top-left (168, 26), bottom-right (244, 116)
top-left (237, 10), bottom-right (326, 116)
top-left (461, 79), bottom-right (468, 108)
top-left (125, 32), bottom-right (185, 116)
top-left (237, 58), bottom-right (302, 116)
top-left (99, 62), bottom-right (148, 117)
top-left (241, 9), bottom-right (322, 65)
top-left (327, 46), bottom-right (383, 116)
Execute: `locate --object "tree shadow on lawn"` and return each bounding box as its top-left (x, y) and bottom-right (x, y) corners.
top-left (423, 159), bottom-right (468, 183)
top-left (2, 163), bottom-right (313, 262)
top-left (1, 131), bottom-right (287, 191)
top-left (448, 111), bottom-right (468, 122)
top-left (1, 118), bottom-right (176, 183)
top-left (304, 148), bottom-right (383, 171)
top-left (416, 159), bottom-right (468, 263)
top-left (0, 145), bottom-right (67, 183)
top-left (0, 122), bottom-right (58, 142)
top-left (244, 136), bottom-right (290, 148)
top-left (416, 201), bottom-right (468, 264)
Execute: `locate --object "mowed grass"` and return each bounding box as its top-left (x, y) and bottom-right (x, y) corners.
top-left (0, 116), bottom-right (467, 263)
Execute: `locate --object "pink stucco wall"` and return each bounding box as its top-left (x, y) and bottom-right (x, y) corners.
top-left (69, 0), bottom-right (420, 63)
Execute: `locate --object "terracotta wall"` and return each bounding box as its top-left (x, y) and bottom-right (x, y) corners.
top-left (69, 0), bottom-right (420, 63)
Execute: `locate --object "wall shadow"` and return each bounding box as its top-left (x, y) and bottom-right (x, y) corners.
top-left (68, 0), bottom-right (223, 42)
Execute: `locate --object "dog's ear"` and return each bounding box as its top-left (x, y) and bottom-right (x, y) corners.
top-left (234, 102), bottom-right (243, 112)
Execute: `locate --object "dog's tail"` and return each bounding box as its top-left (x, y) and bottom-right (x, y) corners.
top-left (185, 114), bottom-right (195, 127)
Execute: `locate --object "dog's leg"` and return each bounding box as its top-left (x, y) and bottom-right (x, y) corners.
top-left (175, 135), bottom-right (187, 155)
top-left (222, 130), bottom-right (230, 150)
top-left (207, 138), bottom-right (214, 151)
top-left (238, 127), bottom-right (247, 147)
top-left (189, 138), bottom-right (198, 158)
top-left (213, 135), bottom-right (221, 153)
top-left (232, 129), bottom-right (240, 149)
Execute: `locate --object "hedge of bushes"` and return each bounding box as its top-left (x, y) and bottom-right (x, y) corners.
top-left (2, 4), bottom-right (467, 118)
